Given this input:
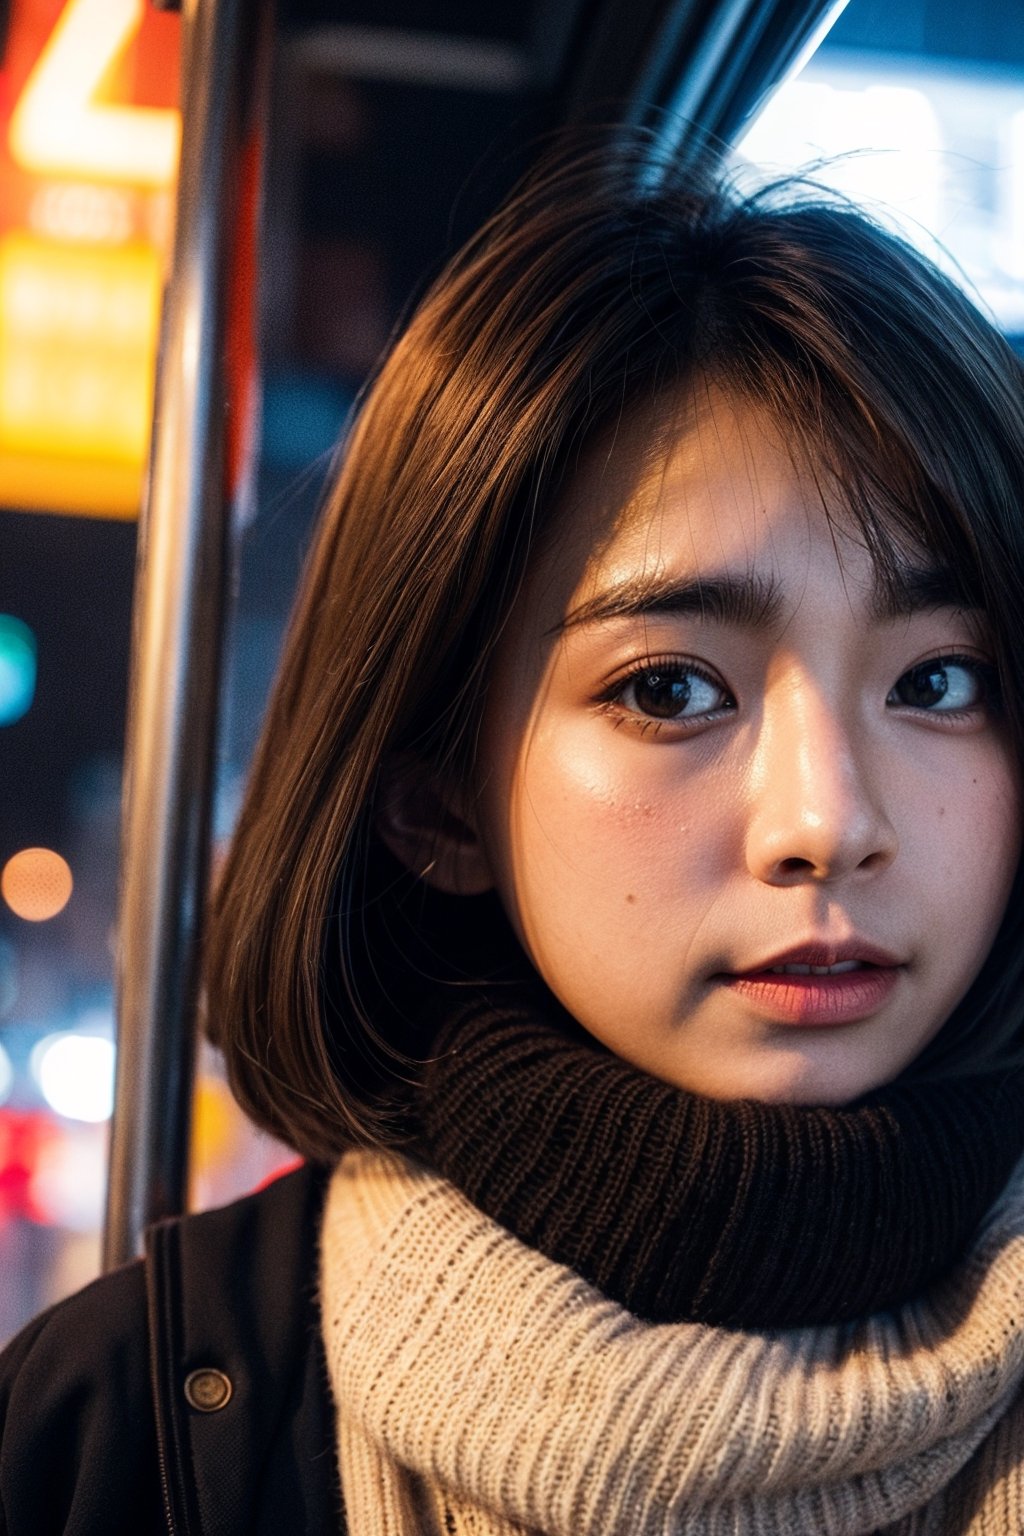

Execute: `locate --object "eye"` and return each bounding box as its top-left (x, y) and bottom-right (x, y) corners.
top-left (607, 659), bottom-right (733, 723)
top-left (887, 655), bottom-right (998, 714)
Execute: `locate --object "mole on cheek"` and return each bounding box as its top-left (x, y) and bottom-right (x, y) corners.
top-left (626, 893), bottom-right (636, 904)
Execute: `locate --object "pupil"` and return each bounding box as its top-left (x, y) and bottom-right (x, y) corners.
top-left (902, 665), bottom-right (947, 707)
top-left (636, 671), bottom-right (690, 718)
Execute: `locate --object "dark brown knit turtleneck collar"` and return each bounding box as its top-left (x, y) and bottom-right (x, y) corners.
top-left (414, 985), bottom-right (1024, 1329)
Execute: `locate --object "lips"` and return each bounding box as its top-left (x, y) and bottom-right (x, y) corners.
top-left (720, 940), bottom-right (904, 1027)
top-left (728, 940), bottom-right (904, 977)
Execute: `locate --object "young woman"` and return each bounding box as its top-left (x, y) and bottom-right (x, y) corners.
top-left (3, 137), bottom-right (1024, 1536)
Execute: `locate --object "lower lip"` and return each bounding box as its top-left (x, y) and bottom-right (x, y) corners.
top-left (721, 967), bottom-right (901, 1026)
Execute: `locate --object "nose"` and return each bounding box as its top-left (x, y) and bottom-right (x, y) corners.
top-left (743, 678), bottom-right (898, 887)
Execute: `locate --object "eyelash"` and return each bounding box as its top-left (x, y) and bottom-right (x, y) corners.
top-left (596, 652), bottom-right (1000, 736)
top-left (595, 654), bottom-right (734, 737)
top-left (886, 653), bottom-right (1001, 721)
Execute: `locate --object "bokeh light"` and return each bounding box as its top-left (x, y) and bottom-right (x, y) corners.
top-left (1, 847), bottom-right (73, 921)
top-left (31, 1033), bottom-right (114, 1123)
top-left (0, 615), bottom-right (37, 726)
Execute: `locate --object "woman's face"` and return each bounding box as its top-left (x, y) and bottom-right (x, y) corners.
top-left (470, 387), bottom-right (1021, 1104)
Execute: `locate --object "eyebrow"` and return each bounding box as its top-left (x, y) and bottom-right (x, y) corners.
top-left (550, 571), bottom-right (783, 636)
top-left (872, 562), bottom-right (977, 621)
top-left (550, 561), bottom-right (978, 637)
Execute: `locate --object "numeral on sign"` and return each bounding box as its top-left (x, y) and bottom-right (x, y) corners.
top-left (9, 0), bottom-right (179, 187)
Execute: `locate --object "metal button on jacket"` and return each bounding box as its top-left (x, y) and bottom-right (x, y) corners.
top-left (184, 1368), bottom-right (233, 1412)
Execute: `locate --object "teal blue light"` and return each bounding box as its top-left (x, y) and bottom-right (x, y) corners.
top-left (0, 616), bottom-right (37, 726)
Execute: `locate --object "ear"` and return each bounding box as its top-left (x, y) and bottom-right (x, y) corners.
top-left (375, 754), bottom-right (494, 896)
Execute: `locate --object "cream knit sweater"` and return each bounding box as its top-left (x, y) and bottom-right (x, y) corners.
top-left (320, 1151), bottom-right (1024, 1536)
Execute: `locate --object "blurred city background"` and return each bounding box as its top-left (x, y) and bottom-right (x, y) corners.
top-left (1, 0), bottom-right (1022, 1342)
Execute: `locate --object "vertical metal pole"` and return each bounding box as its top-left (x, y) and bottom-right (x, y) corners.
top-left (653, 0), bottom-right (851, 174)
top-left (102, 0), bottom-right (251, 1268)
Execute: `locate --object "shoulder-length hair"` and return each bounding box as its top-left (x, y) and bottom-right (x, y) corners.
top-left (205, 136), bottom-right (1024, 1161)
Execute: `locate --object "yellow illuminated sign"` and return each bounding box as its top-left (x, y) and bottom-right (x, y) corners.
top-left (0, 0), bottom-right (180, 517)
top-left (10, 0), bottom-right (180, 188)
top-left (0, 231), bottom-right (161, 463)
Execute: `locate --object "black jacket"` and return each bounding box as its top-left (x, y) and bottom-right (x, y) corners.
top-left (0, 1164), bottom-right (341, 1535)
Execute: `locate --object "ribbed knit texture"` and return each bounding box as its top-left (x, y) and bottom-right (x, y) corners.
top-left (416, 993), bottom-right (1024, 1327)
top-left (319, 1150), bottom-right (1024, 1536)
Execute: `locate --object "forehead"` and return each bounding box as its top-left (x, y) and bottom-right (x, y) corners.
top-left (534, 386), bottom-right (873, 618)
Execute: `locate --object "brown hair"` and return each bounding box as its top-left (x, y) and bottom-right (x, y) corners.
top-left (205, 136), bottom-right (1024, 1161)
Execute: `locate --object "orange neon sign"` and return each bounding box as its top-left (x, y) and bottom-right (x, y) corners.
top-left (10, 0), bottom-right (180, 187)
top-left (0, 0), bottom-right (180, 517)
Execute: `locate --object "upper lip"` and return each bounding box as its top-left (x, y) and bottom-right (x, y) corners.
top-left (728, 940), bottom-right (904, 975)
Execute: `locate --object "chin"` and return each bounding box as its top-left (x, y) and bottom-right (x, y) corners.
top-left (668, 1051), bottom-right (897, 1108)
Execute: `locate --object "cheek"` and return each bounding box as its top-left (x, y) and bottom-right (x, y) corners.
top-left (904, 748), bottom-right (1021, 948)
top-left (493, 721), bottom-right (730, 917)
